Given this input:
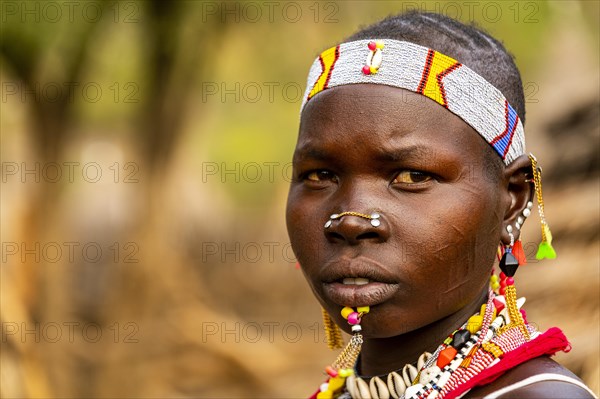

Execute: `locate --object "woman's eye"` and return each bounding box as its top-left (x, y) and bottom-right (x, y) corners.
top-left (393, 170), bottom-right (432, 184)
top-left (305, 170), bottom-right (337, 182)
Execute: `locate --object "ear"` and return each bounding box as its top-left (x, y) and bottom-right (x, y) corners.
top-left (500, 155), bottom-right (535, 246)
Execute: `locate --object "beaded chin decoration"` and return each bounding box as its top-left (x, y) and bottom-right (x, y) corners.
top-left (318, 306), bottom-right (369, 398)
top-left (301, 39), bottom-right (525, 165)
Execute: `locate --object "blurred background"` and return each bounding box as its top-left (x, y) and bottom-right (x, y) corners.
top-left (1, 1), bottom-right (598, 397)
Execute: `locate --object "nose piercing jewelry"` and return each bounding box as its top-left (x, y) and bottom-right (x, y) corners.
top-left (324, 211), bottom-right (381, 228)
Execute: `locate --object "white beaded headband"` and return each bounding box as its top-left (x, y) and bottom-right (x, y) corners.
top-left (300, 39), bottom-right (525, 165)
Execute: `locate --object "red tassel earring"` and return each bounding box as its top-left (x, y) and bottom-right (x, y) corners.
top-left (512, 240), bottom-right (527, 266)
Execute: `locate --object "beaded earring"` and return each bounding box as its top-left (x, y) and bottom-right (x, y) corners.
top-left (322, 308), bottom-right (344, 350)
top-left (512, 201), bottom-right (532, 265)
top-left (498, 226), bottom-right (530, 338)
top-left (499, 226), bottom-right (519, 279)
top-left (529, 154), bottom-right (557, 260)
top-left (511, 239), bottom-right (527, 266)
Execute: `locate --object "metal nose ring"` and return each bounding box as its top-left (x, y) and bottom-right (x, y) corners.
top-left (324, 211), bottom-right (381, 228)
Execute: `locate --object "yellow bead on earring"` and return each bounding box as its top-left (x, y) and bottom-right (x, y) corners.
top-left (490, 274), bottom-right (500, 292)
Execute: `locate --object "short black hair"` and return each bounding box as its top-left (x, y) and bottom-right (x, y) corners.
top-left (347, 11), bottom-right (526, 125)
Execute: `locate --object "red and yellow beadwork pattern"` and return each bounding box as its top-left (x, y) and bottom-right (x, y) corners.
top-left (307, 45), bottom-right (340, 102)
top-left (416, 49), bottom-right (462, 107)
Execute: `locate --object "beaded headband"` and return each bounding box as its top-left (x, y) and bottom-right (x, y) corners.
top-left (300, 39), bottom-right (526, 165)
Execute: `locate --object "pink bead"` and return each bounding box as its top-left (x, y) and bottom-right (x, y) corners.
top-left (325, 365), bottom-right (338, 377)
top-left (506, 277), bottom-right (514, 286)
top-left (362, 65), bottom-right (371, 75)
top-left (347, 312), bottom-right (360, 325)
top-left (368, 41), bottom-right (377, 51)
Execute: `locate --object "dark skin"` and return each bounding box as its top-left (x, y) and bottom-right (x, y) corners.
top-left (286, 84), bottom-right (593, 398)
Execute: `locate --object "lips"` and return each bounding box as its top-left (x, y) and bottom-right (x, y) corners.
top-left (321, 257), bottom-right (400, 307)
top-left (342, 277), bottom-right (370, 285)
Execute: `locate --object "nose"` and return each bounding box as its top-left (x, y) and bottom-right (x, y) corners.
top-left (324, 212), bottom-right (390, 245)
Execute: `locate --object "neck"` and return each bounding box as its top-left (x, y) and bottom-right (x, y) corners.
top-left (358, 287), bottom-right (488, 376)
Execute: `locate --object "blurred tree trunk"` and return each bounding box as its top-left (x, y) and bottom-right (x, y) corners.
top-left (1, 1), bottom-right (244, 396)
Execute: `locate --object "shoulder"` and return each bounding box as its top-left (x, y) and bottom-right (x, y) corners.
top-left (465, 356), bottom-right (597, 399)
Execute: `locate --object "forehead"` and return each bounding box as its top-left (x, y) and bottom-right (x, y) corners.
top-left (298, 84), bottom-right (490, 163)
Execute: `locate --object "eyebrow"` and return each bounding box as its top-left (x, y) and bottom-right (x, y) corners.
top-left (293, 143), bottom-right (438, 165)
top-left (375, 145), bottom-right (437, 163)
top-left (293, 145), bottom-right (335, 162)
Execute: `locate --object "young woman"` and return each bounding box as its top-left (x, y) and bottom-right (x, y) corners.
top-left (286, 11), bottom-right (597, 399)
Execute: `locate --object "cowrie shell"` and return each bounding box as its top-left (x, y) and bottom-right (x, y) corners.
top-left (387, 372), bottom-right (406, 399)
top-left (402, 364), bottom-right (418, 386)
top-left (369, 376), bottom-right (389, 399)
top-left (357, 377), bottom-right (371, 399)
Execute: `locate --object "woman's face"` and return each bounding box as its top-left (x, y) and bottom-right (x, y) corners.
top-left (286, 84), bottom-right (508, 338)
